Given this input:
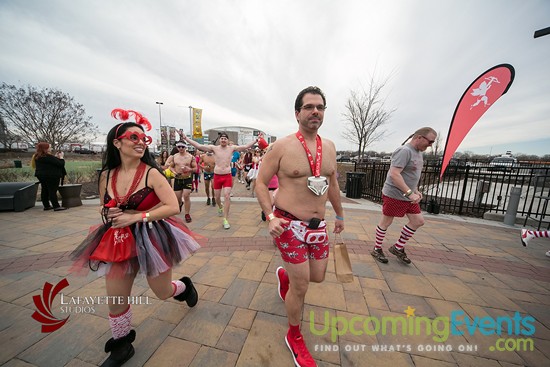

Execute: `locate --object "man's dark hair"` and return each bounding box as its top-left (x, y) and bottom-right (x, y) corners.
top-left (219, 132), bottom-right (229, 139)
top-left (294, 86), bottom-right (326, 112)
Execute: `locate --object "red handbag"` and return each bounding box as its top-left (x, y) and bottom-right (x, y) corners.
top-left (90, 226), bottom-right (137, 262)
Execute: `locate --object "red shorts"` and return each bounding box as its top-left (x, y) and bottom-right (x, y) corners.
top-left (273, 208), bottom-right (329, 264)
top-left (382, 194), bottom-right (421, 217)
top-left (213, 173), bottom-right (233, 190)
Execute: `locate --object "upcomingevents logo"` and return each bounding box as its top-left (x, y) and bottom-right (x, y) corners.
top-left (32, 278), bottom-right (70, 333)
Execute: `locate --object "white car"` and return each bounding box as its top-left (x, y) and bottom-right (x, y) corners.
top-left (489, 156), bottom-right (517, 171)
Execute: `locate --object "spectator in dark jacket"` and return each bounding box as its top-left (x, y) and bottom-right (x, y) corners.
top-left (31, 142), bottom-right (67, 211)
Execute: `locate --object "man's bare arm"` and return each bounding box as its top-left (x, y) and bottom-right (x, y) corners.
top-left (235, 138), bottom-right (259, 153)
top-left (180, 132), bottom-right (214, 152)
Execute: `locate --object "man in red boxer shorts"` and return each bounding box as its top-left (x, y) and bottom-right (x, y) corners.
top-left (371, 127), bottom-right (437, 265)
top-left (273, 208), bottom-right (330, 264)
top-left (182, 131), bottom-right (258, 230)
top-left (256, 86), bottom-right (344, 367)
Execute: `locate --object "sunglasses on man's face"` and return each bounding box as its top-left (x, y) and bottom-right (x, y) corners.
top-left (116, 131), bottom-right (152, 145)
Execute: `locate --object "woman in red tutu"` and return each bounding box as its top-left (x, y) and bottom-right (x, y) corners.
top-left (71, 109), bottom-right (201, 367)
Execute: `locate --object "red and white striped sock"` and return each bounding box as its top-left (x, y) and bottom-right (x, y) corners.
top-left (108, 306), bottom-right (132, 340)
top-left (530, 230), bottom-right (550, 238)
top-left (171, 280), bottom-right (186, 297)
top-left (374, 226), bottom-right (387, 250)
top-left (394, 225), bottom-right (416, 250)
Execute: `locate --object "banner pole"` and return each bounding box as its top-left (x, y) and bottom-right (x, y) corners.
top-left (188, 106), bottom-right (193, 139)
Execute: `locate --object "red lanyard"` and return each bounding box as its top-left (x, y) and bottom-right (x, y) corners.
top-left (296, 132), bottom-right (322, 177)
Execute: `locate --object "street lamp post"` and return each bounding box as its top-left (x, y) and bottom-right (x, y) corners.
top-left (156, 101), bottom-right (163, 152)
top-left (156, 101), bottom-right (163, 127)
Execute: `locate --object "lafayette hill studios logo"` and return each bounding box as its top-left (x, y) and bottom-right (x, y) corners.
top-left (32, 278), bottom-right (70, 333)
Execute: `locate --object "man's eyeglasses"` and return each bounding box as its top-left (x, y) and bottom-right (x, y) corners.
top-left (116, 131), bottom-right (152, 145)
top-left (420, 136), bottom-right (435, 145)
top-left (300, 104), bottom-right (327, 112)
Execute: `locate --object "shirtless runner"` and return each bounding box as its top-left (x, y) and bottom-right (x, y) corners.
top-left (165, 142), bottom-right (196, 223)
top-left (255, 86), bottom-right (344, 367)
top-left (199, 151), bottom-right (216, 206)
top-left (182, 131), bottom-right (258, 229)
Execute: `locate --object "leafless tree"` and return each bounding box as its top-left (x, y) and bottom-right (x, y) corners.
top-left (429, 131), bottom-right (443, 157)
top-left (0, 116), bottom-right (20, 149)
top-left (341, 75), bottom-right (395, 162)
top-left (0, 83), bottom-right (98, 150)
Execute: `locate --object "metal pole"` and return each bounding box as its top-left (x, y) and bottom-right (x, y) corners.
top-left (188, 106), bottom-right (193, 139)
top-left (156, 102), bottom-right (163, 152)
top-left (156, 101), bottom-right (163, 127)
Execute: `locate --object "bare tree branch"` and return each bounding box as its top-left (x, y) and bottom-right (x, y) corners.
top-left (341, 75), bottom-right (395, 162)
top-left (0, 83), bottom-right (99, 150)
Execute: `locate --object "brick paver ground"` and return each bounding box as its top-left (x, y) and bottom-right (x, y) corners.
top-left (1, 180), bottom-right (549, 367)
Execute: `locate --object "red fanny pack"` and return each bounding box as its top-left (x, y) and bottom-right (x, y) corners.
top-left (90, 225), bottom-right (136, 263)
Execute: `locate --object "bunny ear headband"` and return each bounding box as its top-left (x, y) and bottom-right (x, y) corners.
top-left (111, 108), bottom-right (152, 131)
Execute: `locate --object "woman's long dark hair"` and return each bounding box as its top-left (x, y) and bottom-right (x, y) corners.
top-left (100, 122), bottom-right (162, 173)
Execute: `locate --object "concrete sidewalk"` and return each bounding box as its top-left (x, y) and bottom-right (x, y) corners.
top-left (1, 181), bottom-right (549, 367)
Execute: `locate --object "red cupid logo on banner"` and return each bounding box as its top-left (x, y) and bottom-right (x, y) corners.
top-left (32, 278), bottom-right (70, 332)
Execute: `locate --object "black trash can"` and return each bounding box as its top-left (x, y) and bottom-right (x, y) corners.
top-left (13, 160), bottom-right (22, 168)
top-left (345, 172), bottom-right (366, 199)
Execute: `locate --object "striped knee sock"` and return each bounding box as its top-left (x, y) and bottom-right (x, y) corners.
top-left (108, 306), bottom-right (132, 340)
top-left (395, 225), bottom-right (416, 250)
top-left (531, 230), bottom-right (550, 238)
top-left (374, 226), bottom-right (387, 250)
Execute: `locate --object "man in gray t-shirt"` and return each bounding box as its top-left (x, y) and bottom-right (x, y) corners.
top-left (371, 127), bottom-right (437, 265)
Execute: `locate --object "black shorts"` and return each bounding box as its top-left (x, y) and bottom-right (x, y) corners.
top-left (174, 177), bottom-right (193, 191)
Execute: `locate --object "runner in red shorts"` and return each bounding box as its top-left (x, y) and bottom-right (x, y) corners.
top-left (255, 86), bottom-right (344, 367)
top-left (182, 131), bottom-right (258, 230)
top-left (371, 127), bottom-right (437, 265)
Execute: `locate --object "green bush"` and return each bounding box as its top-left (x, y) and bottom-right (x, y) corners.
top-left (0, 161), bottom-right (101, 183)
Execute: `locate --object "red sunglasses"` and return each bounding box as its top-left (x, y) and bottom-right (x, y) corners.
top-left (116, 131), bottom-right (152, 145)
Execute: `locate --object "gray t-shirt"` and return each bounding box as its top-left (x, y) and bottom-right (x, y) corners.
top-left (382, 143), bottom-right (423, 201)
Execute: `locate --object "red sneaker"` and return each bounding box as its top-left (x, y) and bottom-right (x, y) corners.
top-left (285, 334), bottom-right (317, 367)
top-left (276, 266), bottom-right (289, 302)
top-left (185, 214), bottom-right (192, 223)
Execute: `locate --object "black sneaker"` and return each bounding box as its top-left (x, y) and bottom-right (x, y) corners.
top-left (389, 245), bottom-right (411, 264)
top-left (212, 198), bottom-right (216, 207)
top-left (371, 248), bottom-right (388, 264)
top-left (206, 198), bottom-right (211, 206)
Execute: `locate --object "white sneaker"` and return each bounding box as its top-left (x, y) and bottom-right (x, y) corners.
top-left (521, 229), bottom-right (535, 247)
top-left (546, 250), bottom-right (550, 257)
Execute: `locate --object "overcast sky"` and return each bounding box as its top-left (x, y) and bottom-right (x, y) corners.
top-left (1, 0), bottom-right (549, 156)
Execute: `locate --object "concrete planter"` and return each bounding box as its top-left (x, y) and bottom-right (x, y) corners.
top-left (59, 184), bottom-right (82, 207)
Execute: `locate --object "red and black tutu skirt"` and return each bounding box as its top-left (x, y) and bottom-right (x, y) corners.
top-left (70, 216), bottom-right (202, 278)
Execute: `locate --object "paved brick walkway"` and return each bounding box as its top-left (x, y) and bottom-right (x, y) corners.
top-left (1, 180), bottom-right (549, 367)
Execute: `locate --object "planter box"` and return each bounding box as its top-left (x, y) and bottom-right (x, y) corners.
top-left (59, 184), bottom-right (82, 208)
top-left (0, 182), bottom-right (38, 212)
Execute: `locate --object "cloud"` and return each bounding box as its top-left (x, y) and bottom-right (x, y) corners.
top-left (1, 0), bottom-right (549, 155)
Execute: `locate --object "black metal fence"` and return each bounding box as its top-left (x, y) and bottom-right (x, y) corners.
top-left (351, 160), bottom-right (550, 218)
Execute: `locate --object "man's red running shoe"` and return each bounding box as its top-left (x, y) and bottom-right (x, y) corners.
top-left (285, 333), bottom-right (317, 367)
